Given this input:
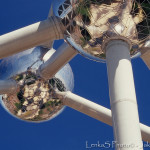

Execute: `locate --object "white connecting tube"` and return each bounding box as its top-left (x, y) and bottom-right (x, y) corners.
top-left (56, 91), bottom-right (150, 144)
top-left (0, 16), bottom-right (63, 59)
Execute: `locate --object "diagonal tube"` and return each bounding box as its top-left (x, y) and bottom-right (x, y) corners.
top-left (56, 91), bottom-right (150, 143)
top-left (0, 16), bottom-right (63, 59)
top-left (38, 42), bottom-right (78, 80)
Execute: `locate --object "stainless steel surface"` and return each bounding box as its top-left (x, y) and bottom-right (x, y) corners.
top-left (0, 47), bottom-right (48, 80)
top-left (53, 0), bottom-right (150, 62)
top-left (0, 46), bottom-right (74, 122)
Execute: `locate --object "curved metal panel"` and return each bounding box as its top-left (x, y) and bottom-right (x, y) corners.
top-left (0, 47), bottom-right (74, 123)
top-left (53, 0), bottom-right (150, 61)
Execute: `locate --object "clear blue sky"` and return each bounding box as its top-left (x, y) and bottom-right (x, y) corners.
top-left (0, 0), bottom-right (150, 150)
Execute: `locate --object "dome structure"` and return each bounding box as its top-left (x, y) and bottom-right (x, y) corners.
top-left (53, 0), bottom-right (150, 61)
top-left (0, 47), bottom-right (74, 122)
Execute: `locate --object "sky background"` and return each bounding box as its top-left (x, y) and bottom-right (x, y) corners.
top-left (0, 0), bottom-right (150, 150)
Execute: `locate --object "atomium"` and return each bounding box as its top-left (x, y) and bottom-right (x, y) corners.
top-left (53, 0), bottom-right (150, 61)
top-left (0, 0), bottom-right (149, 145)
top-left (0, 47), bottom-right (74, 122)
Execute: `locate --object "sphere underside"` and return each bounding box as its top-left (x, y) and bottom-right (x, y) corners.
top-left (53, 0), bottom-right (150, 61)
top-left (0, 47), bottom-right (74, 122)
top-left (2, 72), bottom-right (64, 122)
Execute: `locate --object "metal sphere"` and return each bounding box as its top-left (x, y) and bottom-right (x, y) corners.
top-left (0, 47), bottom-right (74, 122)
top-left (53, 0), bottom-right (150, 61)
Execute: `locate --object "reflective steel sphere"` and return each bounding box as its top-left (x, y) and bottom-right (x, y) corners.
top-left (0, 47), bottom-right (74, 122)
top-left (53, 0), bottom-right (150, 61)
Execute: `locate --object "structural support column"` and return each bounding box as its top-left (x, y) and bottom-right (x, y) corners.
top-left (106, 40), bottom-right (143, 149)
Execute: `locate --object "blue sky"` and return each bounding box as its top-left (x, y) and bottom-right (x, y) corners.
top-left (0, 0), bottom-right (150, 150)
